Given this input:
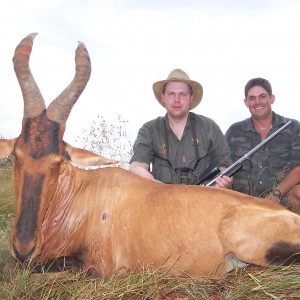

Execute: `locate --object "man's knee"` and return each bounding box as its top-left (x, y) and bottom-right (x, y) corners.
top-left (287, 185), bottom-right (300, 214)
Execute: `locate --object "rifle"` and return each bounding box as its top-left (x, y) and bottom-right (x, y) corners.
top-left (193, 120), bottom-right (292, 186)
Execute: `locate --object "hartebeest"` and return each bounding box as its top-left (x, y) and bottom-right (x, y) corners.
top-left (1, 33), bottom-right (300, 279)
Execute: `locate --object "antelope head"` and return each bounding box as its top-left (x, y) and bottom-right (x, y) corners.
top-left (8, 33), bottom-right (91, 261)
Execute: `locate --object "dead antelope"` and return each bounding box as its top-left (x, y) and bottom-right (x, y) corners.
top-left (1, 33), bottom-right (300, 279)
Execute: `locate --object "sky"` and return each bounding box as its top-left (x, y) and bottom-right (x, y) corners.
top-left (0, 0), bottom-right (300, 148)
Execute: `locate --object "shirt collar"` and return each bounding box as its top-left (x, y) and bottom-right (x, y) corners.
top-left (241, 112), bottom-right (288, 132)
top-left (164, 112), bottom-right (191, 131)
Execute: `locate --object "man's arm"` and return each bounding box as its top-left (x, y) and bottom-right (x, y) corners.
top-left (129, 161), bottom-right (155, 181)
top-left (265, 165), bottom-right (300, 202)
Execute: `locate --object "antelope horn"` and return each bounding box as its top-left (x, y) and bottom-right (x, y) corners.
top-left (13, 33), bottom-right (46, 118)
top-left (47, 41), bottom-right (91, 124)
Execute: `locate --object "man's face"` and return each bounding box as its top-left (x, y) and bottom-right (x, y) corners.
top-left (162, 81), bottom-right (192, 118)
top-left (244, 85), bottom-right (274, 120)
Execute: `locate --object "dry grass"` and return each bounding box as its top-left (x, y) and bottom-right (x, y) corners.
top-left (1, 261), bottom-right (300, 299)
top-left (1, 170), bottom-right (300, 299)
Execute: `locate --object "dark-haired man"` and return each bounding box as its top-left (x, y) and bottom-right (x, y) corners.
top-left (226, 77), bottom-right (300, 213)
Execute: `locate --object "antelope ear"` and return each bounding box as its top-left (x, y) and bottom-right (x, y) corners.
top-left (0, 139), bottom-right (16, 159)
top-left (64, 142), bottom-right (118, 168)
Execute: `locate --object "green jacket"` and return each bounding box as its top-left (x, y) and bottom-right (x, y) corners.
top-left (130, 112), bottom-right (232, 184)
top-left (225, 112), bottom-right (300, 197)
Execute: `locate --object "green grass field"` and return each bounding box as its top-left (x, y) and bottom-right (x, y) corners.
top-left (1, 170), bottom-right (300, 299)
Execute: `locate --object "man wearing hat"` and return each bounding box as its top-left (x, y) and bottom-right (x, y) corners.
top-left (129, 69), bottom-right (232, 188)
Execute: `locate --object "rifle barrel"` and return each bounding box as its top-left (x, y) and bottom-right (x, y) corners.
top-left (205, 120), bottom-right (292, 186)
top-left (244, 120), bottom-right (292, 158)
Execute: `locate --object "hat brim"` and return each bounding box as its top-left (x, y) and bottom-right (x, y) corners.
top-left (153, 79), bottom-right (203, 110)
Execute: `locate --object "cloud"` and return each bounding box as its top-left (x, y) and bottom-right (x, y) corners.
top-left (0, 1), bottom-right (299, 147)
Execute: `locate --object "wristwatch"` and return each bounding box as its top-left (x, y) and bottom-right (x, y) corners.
top-left (272, 189), bottom-right (282, 201)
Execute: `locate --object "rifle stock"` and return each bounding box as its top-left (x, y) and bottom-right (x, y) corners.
top-left (194, 120), bottom-right (292, 187)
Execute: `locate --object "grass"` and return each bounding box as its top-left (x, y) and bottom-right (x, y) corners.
top-left (1, 171), bottom-right (300, 299)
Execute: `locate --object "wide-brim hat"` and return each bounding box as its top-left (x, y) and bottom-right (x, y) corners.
top-left (152, 69), bottom-right (203, 110)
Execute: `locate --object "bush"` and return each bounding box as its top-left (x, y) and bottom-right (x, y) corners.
top-left (76, 115), bottom-right (133, 170)
top-left (0, 156), bottom-right (12, 174)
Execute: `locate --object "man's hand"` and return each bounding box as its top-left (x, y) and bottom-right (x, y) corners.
top-left (214, 175), bottom-right (233, 189)
top-left (265, 192), bottom-right (281, 204)
top-left (215, 166), bottom-right (233, 189)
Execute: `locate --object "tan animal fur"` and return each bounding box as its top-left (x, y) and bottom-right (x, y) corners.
top-left (1, 33), bottom-right (300, 279)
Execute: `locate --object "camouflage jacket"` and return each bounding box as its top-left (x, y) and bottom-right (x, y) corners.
top-left (225, 112), bottom-right (300, 197)
top-left (130, 112), bottom-right (232, 184)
